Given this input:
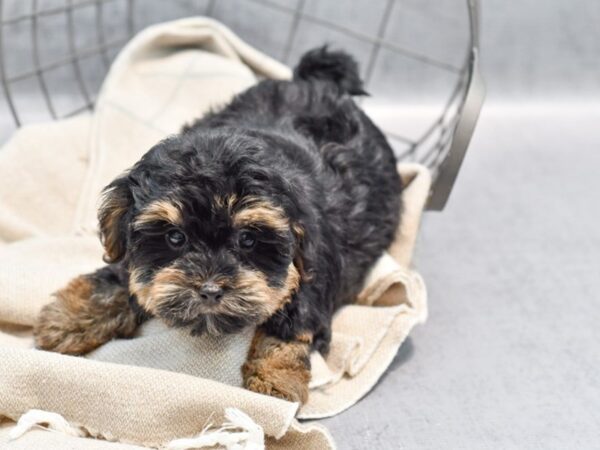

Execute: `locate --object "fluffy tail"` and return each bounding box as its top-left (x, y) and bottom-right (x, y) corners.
top-left (293, 46), bottom-right (368, 96)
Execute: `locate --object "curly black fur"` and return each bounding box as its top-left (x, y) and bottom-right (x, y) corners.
top-left (293, 46), bottom-right (368, 96)
top-left (91, 47), bottom-right (401, 355)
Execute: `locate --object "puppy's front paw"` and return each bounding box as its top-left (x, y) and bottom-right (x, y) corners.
top-left (33, 274), bottom-right (137, 355)
top-left (34, 300), bottom-right (98, 355)
top-left (243, 361), bottom-right (310, 403)
top-left (242, 330), bottom-right (311, 403)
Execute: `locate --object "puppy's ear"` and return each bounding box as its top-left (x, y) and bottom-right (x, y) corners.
top-left (98, 175), bottom-right (134, 263)
top-left (292, 222), bottom-right (314, 283)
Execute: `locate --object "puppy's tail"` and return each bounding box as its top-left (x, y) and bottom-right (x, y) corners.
top-left (293, 46), bottom-right (368, 96)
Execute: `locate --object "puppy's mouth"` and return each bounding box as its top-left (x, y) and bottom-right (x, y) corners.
top-left (147, 284), bottom-right (271, 336)
top-left (131, 264), bottom-right (299, 336)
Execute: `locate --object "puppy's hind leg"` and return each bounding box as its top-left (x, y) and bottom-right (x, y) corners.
top-left (34, 265), bottom-right (143, 355)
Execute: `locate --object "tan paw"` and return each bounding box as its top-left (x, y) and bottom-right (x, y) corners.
top-left (33, 300), bottom-right (103, 355)
top-left (33, 275), bottom-right (137, 355)
top-left (243, 360), bottom-right (310, 403)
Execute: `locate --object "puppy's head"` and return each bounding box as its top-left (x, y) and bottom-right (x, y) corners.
top-left (98, 131), bottom-right (312, 335)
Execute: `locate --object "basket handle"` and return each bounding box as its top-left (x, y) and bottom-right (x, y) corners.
top-left (427, 0), bottom-right (485, 211)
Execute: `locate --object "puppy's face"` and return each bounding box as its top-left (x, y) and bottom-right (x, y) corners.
top-left (98, 133), bottom-right (306, 335)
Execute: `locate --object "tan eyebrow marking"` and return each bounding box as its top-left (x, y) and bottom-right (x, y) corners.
top-left (232, 197), bottom-right (289, 232)
top-left (134, 200), bottom-right (183, 229)
top-left (214, 194), bottom-right (239, 214)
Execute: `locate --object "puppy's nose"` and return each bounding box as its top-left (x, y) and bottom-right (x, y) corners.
top-left (199, 282), bottom-right (223, 303)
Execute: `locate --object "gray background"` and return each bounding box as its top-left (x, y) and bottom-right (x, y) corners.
top-left (1, 1), bottom-right (600, 449)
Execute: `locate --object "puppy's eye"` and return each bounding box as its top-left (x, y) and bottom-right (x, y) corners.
top-left (238, 231), bottom-right (256, 250)
top-left (166, 229), bottom-right (186, 248)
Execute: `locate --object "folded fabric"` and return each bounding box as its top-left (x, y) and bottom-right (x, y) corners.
top-left (0, 18), bottom-right (429, 449)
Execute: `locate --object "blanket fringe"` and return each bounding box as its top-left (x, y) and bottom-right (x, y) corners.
top-left (166, 407), bottom-right (264, 450)
top-left (9, 409), bottom-right (87, 440)
top-left (8, 408), bottom-right (264, 450)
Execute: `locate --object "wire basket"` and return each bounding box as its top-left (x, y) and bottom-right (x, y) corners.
top-left (0, 0), bottom-right (484, 210)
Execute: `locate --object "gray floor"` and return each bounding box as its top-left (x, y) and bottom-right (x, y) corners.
top-left (323, 104), bottom-right (600, 449)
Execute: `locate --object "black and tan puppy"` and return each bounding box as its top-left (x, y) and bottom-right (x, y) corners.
top-left (34, 47), bottom-right (402, 403)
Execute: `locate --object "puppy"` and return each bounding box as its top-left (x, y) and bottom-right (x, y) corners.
top-left (34, 47), bottom-right (402, 403)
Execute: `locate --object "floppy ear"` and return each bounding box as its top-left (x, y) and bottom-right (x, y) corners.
top-left (98, 175), bottom-right (133, 263)
top-left (292, 222), bottom-right (314, 283)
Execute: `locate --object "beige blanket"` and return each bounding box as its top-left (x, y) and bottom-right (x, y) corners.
top-left (0, 18), bottom-right (429, 449)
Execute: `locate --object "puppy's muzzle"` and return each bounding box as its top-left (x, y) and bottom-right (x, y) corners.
top-left (198, 281), bottom-right (223, 304)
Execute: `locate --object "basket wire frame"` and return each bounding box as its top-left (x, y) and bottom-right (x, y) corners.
top-left (0, 0), bottom-right (483, 210)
